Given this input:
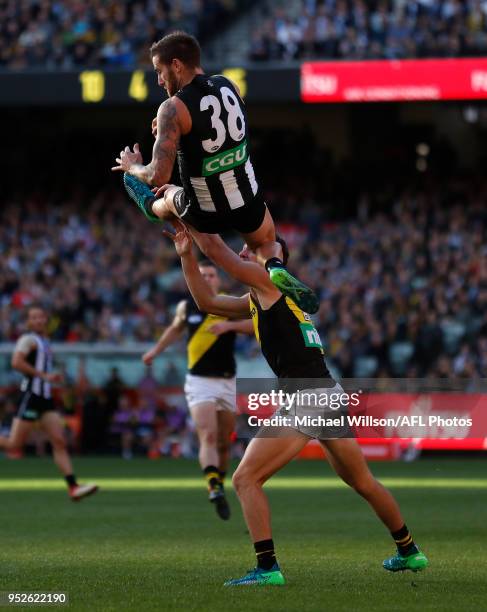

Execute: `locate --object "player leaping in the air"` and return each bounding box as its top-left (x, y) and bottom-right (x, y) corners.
top-left (163, 222), bottom-right (429, 586)
top-left (111, 30), bottom-right (319, 315)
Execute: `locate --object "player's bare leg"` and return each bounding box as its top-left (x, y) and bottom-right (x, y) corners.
top-left (190, 401), bottom-right (230, 520)
top-left (225, 434), bottom-right (308, 586)
top-left (232, 434), bottom-right (309, 541)
top-left (321, 438), bottom-right (428, 572)
top-left (151, 197), bottom-right (177, 221)
top-left (123, 176), bottom-right (319, 313)
top-left (243, 207), bottom-right (319, 313)
top-left (152, 185), bottom-right (280, 266)
top-left (40, 411), bottom-right (74, 476)
top-left (41, 411), bottom-right (98, 502)
top-left (190, 402), bottom-right (219, 467)
top-left (216, 408), bottom-right (235, 478)
top-left (0, 418), bottom-right (34, 454)
top-left (241, 206), bottom-right (279, 266)
top-left (321, 438), bottom-right (404, 530)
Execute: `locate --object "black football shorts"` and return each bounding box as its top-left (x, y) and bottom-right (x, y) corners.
top-left (174, 188), bottom-right (267, 235)
top-left (17, 392), bottom-right (55, 422)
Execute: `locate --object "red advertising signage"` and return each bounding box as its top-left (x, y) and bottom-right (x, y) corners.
top-left (301, 58), bottom-right (487, 103)
top-left (237, 391), bottom-right (487, 453)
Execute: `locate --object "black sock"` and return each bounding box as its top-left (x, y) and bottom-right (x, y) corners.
top-left (203, 465), bottom-right (221, 489)
top-left (265, 257), bottom-right (285, 272)
top-left (391, 524), bottom-right (418, 556)
top-left (254, 539), bottom-right (277, 571)
top-left (65, 474), bottom-right (77, 488)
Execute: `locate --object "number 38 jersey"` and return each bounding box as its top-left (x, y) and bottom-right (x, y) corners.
top-left (175, 74), bottom-right (260, 216)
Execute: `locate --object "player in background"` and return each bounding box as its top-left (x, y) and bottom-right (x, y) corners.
top-left (164, 223), bottom-right (429, 586)
top-left (0, 305), bottom-right (98, 502)
top-left (142, 260), bottom-right (253, 520)
top-left (111, 30), bottom-right (319, 315)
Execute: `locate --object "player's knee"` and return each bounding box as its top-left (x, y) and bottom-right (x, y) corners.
top-left (198, 427), bottom-right (216, 447)
top-left (232, 465), bottom-right (257, 494)
top-left (151, 198), bottom-right (165, 218)
top-left (152, 198), bottom-right (173, 220)
top-left (231, 469), bottom-right (245, 495)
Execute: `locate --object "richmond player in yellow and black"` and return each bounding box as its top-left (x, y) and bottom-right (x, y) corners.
top-left (142, 261), bottom-right (252, 519)
top-left (165, 223), bottom-right (428, 586)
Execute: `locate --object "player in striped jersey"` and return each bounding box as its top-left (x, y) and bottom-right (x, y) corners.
top-left (142, 261), bottom-right (253, 519)
top-left (0, 305), bottom-right (98, 502)
top-left (111, 30), bottom-right (319, 315)
top-left (164, 224), bottom-right (428, 585)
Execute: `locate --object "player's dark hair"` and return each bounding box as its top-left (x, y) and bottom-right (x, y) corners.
top-left (276, 234), bottom-right (289, 265)
top-left (198, 259), bottom-right (217, 271)
top-left (150, 31), bottom-right (201, 68)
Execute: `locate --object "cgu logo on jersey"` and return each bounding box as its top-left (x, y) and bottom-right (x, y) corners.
top-left (202, 140), bottom-right (248, 177)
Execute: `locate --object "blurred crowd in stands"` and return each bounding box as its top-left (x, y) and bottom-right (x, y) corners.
top-left (249, 0), bottom-right (487, 62)
top-left (0, 365), bottom-right (251, 457)
top-left (1, 170), bottom-right (487, 382)
top-left (2, 0), bottom-right (487, 70)
top-left (0, 0), bottom-right (236, 70)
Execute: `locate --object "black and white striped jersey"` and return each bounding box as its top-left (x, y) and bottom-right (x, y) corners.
top-left (175, 74), bottom-right (260, 216)
top-left (14, 333), bottom-right (53, 399)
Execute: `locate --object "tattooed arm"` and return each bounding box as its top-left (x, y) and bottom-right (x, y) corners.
top-left (112, 98), bottom-right (186, 185)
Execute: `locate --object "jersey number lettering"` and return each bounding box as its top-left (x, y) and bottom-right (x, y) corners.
top-left (200, 87), bottom-right (245, 154)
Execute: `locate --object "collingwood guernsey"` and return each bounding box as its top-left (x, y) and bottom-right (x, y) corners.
top-left (15, 332), bottom-right (53, 399)
top-left (174, 74), bottom-right (266, 234)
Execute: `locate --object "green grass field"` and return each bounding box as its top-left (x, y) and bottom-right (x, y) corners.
top-left (0, 457), bottom-right (486, 611)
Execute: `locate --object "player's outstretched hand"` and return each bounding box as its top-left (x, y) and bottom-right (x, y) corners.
top-left (163, 221), bottom-right (193, 257)
top-left (111, 144), bottom-right (143, 172)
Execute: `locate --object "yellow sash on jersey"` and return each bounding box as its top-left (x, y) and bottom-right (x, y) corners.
top-left (248, 296), bottom-right (260, 344)
top-left (187, 313), bottom-right (228, 369)
top-left (248, 295), bottom-right (306, 342)
top-left (284, 296), bottom-right (309, 323)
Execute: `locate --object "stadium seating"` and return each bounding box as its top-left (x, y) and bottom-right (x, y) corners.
top-left (1, 172), bottom-right (485, 382)
top-left (0, 0), bottom-right (243, 69)
top-left (247, 0), bottom-right (487, 62)
top-left (2, 0), bottom-right (486, 68)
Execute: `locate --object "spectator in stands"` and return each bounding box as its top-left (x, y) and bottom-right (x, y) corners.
top-left (0, 0), bottom-right (235, 70)
top-left (103, 367), bottom-right (124, 419)
top-left (2, 174), bottom-right (487, 380)
top-left (138, 365), bottom-right (159, 410)
top-left (1, 124), bottom-right (487, 382)
top-left (155, 402), bottom-right (190, 458)
top-left (247, 0), bottom-right (487, 62)
top-left (111, 394), bottom-right (157, 459)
